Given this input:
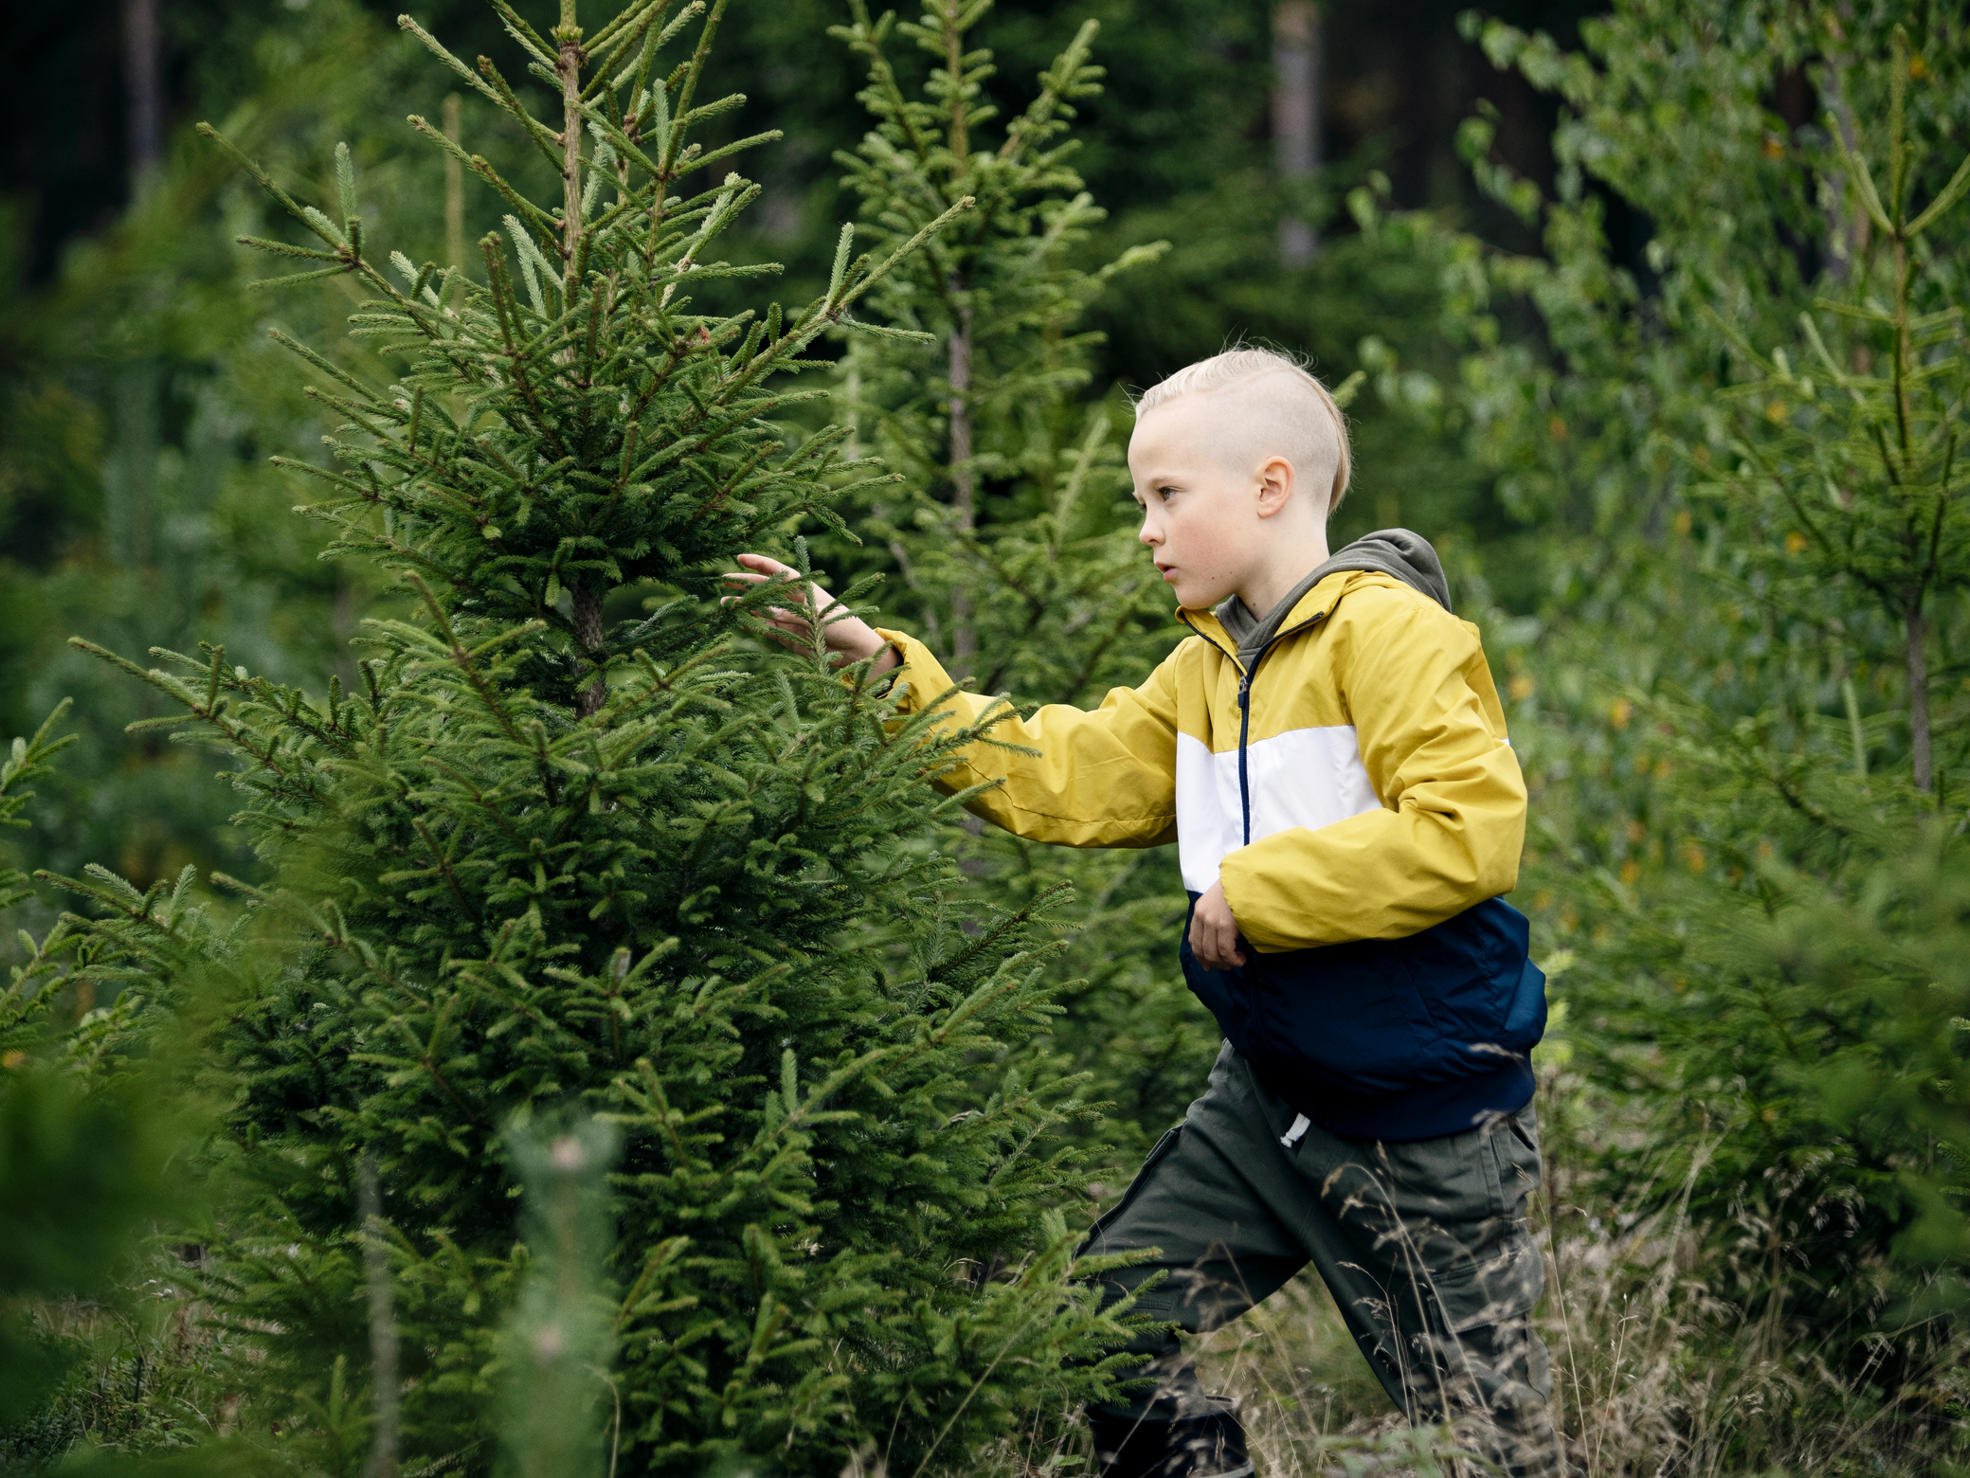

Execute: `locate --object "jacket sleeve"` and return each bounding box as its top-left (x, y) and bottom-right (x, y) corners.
top-left (873, 627), bottom-right (1180, 848)
top-left (1215, 586), bottom-right (1526, 949)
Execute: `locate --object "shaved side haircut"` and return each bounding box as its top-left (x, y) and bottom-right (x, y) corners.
top-left (1135, 347), bottom-right (1353, 515)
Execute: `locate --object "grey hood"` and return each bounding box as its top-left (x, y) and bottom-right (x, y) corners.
top-left (1215, 527), bottom-right (1451, 671)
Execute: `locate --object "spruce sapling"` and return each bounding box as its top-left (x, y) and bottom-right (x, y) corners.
top-left (50, 1), bottom-right (1140, 1469)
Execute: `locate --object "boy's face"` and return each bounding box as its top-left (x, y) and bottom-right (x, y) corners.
top-left (1127, 395), bottom-right (1269, 611)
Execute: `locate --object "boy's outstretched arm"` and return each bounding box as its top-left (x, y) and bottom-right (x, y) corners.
top-left (721, 552), bottom-right (1181, 850)
top-left (1218, 584), bottom-right (1527, 950)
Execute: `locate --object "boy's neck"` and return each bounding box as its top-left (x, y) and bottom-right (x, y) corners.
top-left (1237, 531), bottom-right (1332, 616)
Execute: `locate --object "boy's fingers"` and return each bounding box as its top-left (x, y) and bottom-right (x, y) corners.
top-left (722, 571), bottom-right (815, 612)
top-left (733, 552), bottom-right (810, 586)
top-left (1188, 912), bottom-right (1244, 971)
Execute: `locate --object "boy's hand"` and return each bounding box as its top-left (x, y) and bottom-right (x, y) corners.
top-left (1189, 880), bottom-right (1248, 970)
top-left (720, 552), bottom-right (899, 674)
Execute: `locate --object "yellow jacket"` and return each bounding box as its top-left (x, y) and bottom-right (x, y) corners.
top-left (874, 568), bottom-right (1527, 951)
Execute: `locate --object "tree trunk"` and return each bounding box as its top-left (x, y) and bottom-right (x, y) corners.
top-left (1820, 11), bottom-right (1870, 285)
top-left (573, 584), bottom-right (608, 718)
top-left (1272, 1), bottom-right (1321, 267)
top-left (121, 0), bottom-right (162, 199)
top-left (443, 94), bottom-right (466, 270)
top-left (359, 1158), bottom-right (401, 1478)
top-left (948, 284), bottom-right (977, 677)
top-left (1907, 599), bottom-right (1932, 794)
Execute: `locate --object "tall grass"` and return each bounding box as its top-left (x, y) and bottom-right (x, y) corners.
top-left (1171, 1075), bottom-right (1970, 1478)
top-left (10, 1067), bottom-right (1966, 1476)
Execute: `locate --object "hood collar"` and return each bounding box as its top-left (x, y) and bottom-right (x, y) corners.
top-left (1176, 527), bottom-right (1452, 657)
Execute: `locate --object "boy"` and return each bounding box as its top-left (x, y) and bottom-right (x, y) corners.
top-left (726, 348), bottom-right (1560, 1478)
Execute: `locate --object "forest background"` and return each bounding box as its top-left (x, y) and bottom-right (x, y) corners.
top-left (1, 0), bottom-right (1966, 1473)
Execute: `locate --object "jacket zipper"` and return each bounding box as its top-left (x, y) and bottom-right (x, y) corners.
top-left (1236, 667), bottom-right (1255, 845)
top-left (1180, 611), bottom-right (1328, 850)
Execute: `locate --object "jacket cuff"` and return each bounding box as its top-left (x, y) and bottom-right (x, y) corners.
top-left (869, 627), bottom-right (931, 708)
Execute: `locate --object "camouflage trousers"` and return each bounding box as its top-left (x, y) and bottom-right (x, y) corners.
top-left (1083, 1042), bottom-right (1564, 1478)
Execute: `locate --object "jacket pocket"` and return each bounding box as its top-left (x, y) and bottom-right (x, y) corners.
top-left (1424, 1233), bottom-right (1544, 1339)
top-left (1177, 899), bottom-right (1257, 1057)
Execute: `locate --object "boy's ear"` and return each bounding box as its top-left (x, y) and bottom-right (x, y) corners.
top-left (1254, 455), bottom-right (1295, 517)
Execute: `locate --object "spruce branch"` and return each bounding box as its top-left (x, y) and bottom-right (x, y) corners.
top-left (663, 0), bottom-right (728, 146)
top-left (401, 578), bottom-right (561, 802)
top-left (480, 235), bottom-right (570, 459)
top-left (235, 235), bottom-right (344, 263)
top-left (831, 194), bottom-right (974, 317)
top-left (243, 264), bottom-right (358, 293)
top-left (269, 326), bottom-right (391, 408)
top-left (197, 123), bottom-right (339, 248)
top-left (573, 99), bottom-right (668, 187)
top-left (400, 814), bottom-right (480, 923)
top-left (487, 0), bottom-right (557, 68)
top-left (674, 127), bottom-right (784, 180)
top-left (67, 638), bottom-right (313, 791)
top-left (472, 51), bottom-right (565, 169)
top-left (583, 0), bottom-right (674, 101)
top-left (587, 0), bottom-right (676, 55)
top-left (997, 19), bottom-right (1100, 167)
top-left (397, 13), bottom-right (508, 114)
top-left (837, 0), bottom-right (934, 164)
top-left (938, 1), bottom-right (972, 174)
top-left (408, 114), bottom-right (559, 236)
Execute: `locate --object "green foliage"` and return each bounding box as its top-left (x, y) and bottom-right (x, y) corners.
top-left (830, 0), bottom-right (1165, 686)
top-left (1620, 784), bottom-right (1970, 1306)
top-left (1594, 15), bottom-right (1970, 1377)
top-left (0, 709), bottom-right (248, 1470)
top-left (0, 706), bottom-right (75, 917)
top-left (0, 0), bottom-right (448, 906)
top-left (30, 2), bottom-right (1138, 1470)
top-left (1363, 0), bottom-right (1970, 1442)
top-left (0, 1063), bottom-right (191, 1446)
top-left (822, 0), bottom-right (1222, 1158)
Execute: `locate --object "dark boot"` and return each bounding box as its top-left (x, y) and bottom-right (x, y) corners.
top-left (1088, 1404), bottom-right (1254, 1478)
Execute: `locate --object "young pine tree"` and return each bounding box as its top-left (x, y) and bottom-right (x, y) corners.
top-left (1364, 0), bottom-right (1969, 1436)
top-left (51, 2), bottom-right (1134, 1469)
top-left (824, 1), bottom-right (1210, 1154)
top-left (1617, 22), bottom-right (1970, 1381)
top-left (0, 706), bottom-right (251, 1469)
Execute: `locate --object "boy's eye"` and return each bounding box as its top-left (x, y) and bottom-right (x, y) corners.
top-left (1158, 486), bottom-right (1179, 501)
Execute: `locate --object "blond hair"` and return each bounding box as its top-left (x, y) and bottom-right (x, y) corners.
top-left (1134, 346), bottom-right (1352, 514)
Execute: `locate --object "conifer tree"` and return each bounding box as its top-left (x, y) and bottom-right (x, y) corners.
top-left (45, 2), bottom-right (1134, 1469)
top-left (1, 707), bottom-right (244, 1468)
top-left (1608, 22), bottom-right (1970, 1366)
top-left (1362, 0), bottom-right (1969, 1404)
top-left (824, 1), bottom-right (1212, 1151)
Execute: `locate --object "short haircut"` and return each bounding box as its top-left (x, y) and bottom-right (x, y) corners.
top-left (1134, 346), bottom-right (1352, 514)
